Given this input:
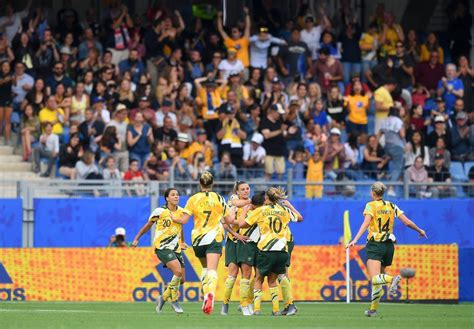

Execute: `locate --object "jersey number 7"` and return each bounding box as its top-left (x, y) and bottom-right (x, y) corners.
top-left (203, 210), bottom-right (211, 227)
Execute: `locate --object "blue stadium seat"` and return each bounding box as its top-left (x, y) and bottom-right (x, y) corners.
top-left (450, 162), bottom-right (466, 182)
top-left (464, 162), bottom-right (474, 179)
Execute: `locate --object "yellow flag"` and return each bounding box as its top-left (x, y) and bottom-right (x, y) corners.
top-left (343, 210), bottom-right (352, 244)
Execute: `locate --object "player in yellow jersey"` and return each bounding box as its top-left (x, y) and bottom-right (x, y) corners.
top-left (347, 182), bottom-right (427, 317)
top-left (132, 188), bottom-right (186, 314)
top-left (171, 171), bottom-right (232, 315)
top-left (237, 187), bottom-right (302, 316)
top-left (221, 181), bottom-right (251, 316)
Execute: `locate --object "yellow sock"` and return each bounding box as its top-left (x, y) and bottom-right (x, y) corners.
top-left (278, 275), bottom-right (294, 307)
top-left (240, 279), bottom-right (250, 307)
top-left (253, 289), bottom-right (262, 312)
top-left (223, 276), bottom-right (236, 304)
top-left (201, 268), bottom-right (209, 295)
top-left (207, 270), bottom-right (218, 295)
top-left (169, 275), bottom-right (182, 302)
top-left (248, 278), bottom-right (255, 304)
top-left (370, 283), bottom-right (384, 311)
top-left (372, 274), bottom-right (393, 286)
top-left (162, 285), bottom-right (171, 301)
top-left (269, 286), bottom-right (279, 313)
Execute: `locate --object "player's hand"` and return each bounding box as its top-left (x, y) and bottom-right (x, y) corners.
top-left (346, 240), bottom-right (357, 249)
top-left (418, 229), bottom-right (427, 239)
top-left (131, 239), bottom-right (139, 247)
top-left (237, 234), bottom-right (250, 244)
top-left (180, 242), bottom-right (189, 250)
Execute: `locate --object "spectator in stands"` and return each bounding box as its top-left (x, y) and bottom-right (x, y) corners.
top-left (13, 32), bottom-right (35, 76)
top-left (107, 104), bottom-right (129, 172)
top-left (408, 103), bottom-right (430, 137)
top-left (340, 23), bottom-right (362, 84)
top-left (20, 104), bottom-right (39, 161)
top-left (393, 41), bottom-right (415, 92)
top-left (243, 132), bottom-right (266, 170)
top-left (79, 108), bottom-right (105, 153)
top-left (343, 132), bottom-right (363, 180)
top-left (249, 26), bottom-right (286, 70)
top-left (75, 150), bottom-right (101, 180)
top-left (102, 156), bottom-right (121, 181)
top-left (39, 95), bottom-right (65, 136)
top-left (411, 84), bottom-right (430, 109)
top-left (450, 111), bottom-right (474, 161)
top-left (437, 64), bottom-right (464, 114)
top-left (359, 22), bottom-right (379, 82)
top-left (216, 103), bottom-right (246, 167)
top-left (186, 129), bottom-right (213, 167)
top-left (429, 137), bottom-right (451, 168)
top-left (405, 29), bottom-right (421, 63)
top-left (428, 154), bottom-right (457, 198)
top-left (260, 104), bottom-right (287, 179)
top-left (58, 133), bottom-right (83, 179)
top-left (46, 62), bottom-right (73, 95)
top-left (420, 32), bottom-right (444, 64)
top-left (448, 1), bottom-right (472, 63)
top-left (278, 29), bottom-right (312, 84)
top-left (0, 60), bottom-right (13, 145)
top-left (130, 96), bottom-right (155, 126)
top-left (69, 82), bottom-right (89, 124)
top-left (306, 144), bottom-right (326, 199)
top-left (346, 80), bottom-right (371, 134)
top-left (415, 51), bottom-right (445, 92)
top-left (0, 1), bottom-right (32, 45)
top-left (407, 156), bottom-right (430, 198)
top-left (108, 227), bottom-right (130, 247)
top-left (33, 122), bottom-right (59, 177)
top-left (326, 85), bottom-right (346, 130)
top-left (262, 77), bottom-right (288, 112)
top-left (300, 14), bottom-right (331, 61)
top-left (380, 106), bottom-right (406, 196)
top-left (405, 131), bottom-right (430, 168)
top-left (373, 78), bottom-right (397, 133)
top-left (12, 62), bottom-right (34, 111)
top-left (324, 128), bottom-right (346, 179)
top-left (427, 115), bottom-right (452, 149)
top-left (362, 134), bottom-right (389, 179)
top-left (449, 98), bottom-right (466, 128)
top-left (218, 47), bottom-right (244, 80)
top-left (310, 47), bottom-right (344, 95)
top-left (457, 55), bottom-right (473, 113)
top-left (214, 151), bottom-right (237, 181)
top-left (99, 126), bottom-right (120, 167)
top-left (118, 49), bottom-right (144, 84)
top-left (195, 77), bottom-right (223, 140)
top-left (305, 98), bottom-right (329, 133)
top-left (78, 27), bottom-right (103, 61)
top-left (188, 151), bottom-right (210, 181)
top-left (123, 159), bottom-right (145, 196)
top-left (166, 145), bottom-right (189, 181)
top-left (379, 12), bottom-right (404, 57)
top-left (103, 3), bottom-right (134, 65)
top-left (36, 29), bottom-right (60, 78)
top-left (127, 111), bottom-right (153, 168)
top-left (153, 116), bottom-right (177, 146)
top-left (143, 153), bottom-right (168, 181)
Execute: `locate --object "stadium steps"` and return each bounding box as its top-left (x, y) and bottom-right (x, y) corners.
top-left (0, 139), bottom-right (35, 174)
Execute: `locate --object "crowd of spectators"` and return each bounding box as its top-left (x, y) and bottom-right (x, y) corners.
top-left (0, 0), bottom-right (472, 198)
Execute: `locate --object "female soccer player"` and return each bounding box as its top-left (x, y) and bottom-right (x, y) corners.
top-left (222, 181), bottom-right (251, 315)
top-left (237, 187), bottom-right (301, 316)
top-left (171, 171), bottom-right (232, 315)
top-left (347, 182), bottom-right (427, 317)
top-left (132, 188), bottom-right (186, 314)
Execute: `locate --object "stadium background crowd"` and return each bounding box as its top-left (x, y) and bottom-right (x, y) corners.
top-left (0, 0), bottom-right (472, 198)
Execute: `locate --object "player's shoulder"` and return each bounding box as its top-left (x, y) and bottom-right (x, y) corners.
top-left (150, 205), bottom-right (168, 218)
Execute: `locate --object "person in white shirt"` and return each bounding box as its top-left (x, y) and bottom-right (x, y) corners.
top-left (249, 26), bottom-right (287, 69)
top-left (300, 15), bottom-right (331, 60)
top-left (218, 47), bottom-right (244, 80)
top-left (33, 122), bottom-right (59, 177)
top-left (92, 97), bottom-right (110, 123)
top-left (155, 99), bottom-right (177, 128)
top-left (243, 133), bottom-right (266, 169)
top-left (0, 1), bottom-right (31, 45)
top-left (107, 104), bottom-right (129, 172)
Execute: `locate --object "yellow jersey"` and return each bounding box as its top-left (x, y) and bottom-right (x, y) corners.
top-left (149, 206), bottom-right (185, 252)
top-left (224, 37), bottom-right (250, 67)
top-left (239, 209), bottom-right (260, 243)
top-left (226, 194), bottom-right (241, 242)
top-left (363, 199), bottom-right (404, 242)
top-left (347, 94), bottom-right (370, 124)
top-left (245, 204), bottom-right (297, 251)
top-left (183, 191), bottom-right (228, 246)
top-left (374, 86), bottom-right (394, 120)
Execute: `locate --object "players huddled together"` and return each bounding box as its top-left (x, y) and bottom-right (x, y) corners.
top-left (133, 173), bottom-right (426, 317)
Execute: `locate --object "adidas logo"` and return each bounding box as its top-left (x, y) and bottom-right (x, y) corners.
top-left (0, 262), bottom-right (26, 301)
top-left (132, 254), bottom-right (201, 302)
top-left (320, 248), bottom-right (401, 301)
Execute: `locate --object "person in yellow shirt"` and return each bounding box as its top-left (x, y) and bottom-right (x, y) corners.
top-left (306, 145), bottom-right (327, 199)
top-left (419, 32), bottom-right (444, 64)
top-left (359, 23), bottom-right (379, 81)
top-left (39, 95), bottom-right (65, 135)
top-left (373, 78), bottom-right (397, 133)
top-left (171, 171), bottom-right (233, 315)
top-left (221, 72), bottom-right (250, 104)
top-left (236, 187), bottom-right (302, 316)
top-left (217, 6), bottom-right (251, 68)
top-left (347, 182), bottom-right (427, 317)
top-left (379, 13), bottom-right (404, 57)
top-left (346, 80), bottom-right (372, 134)
top-left (195, 77), bottom-right (226, 139)
top-left (185, 130), bottom-right (213, 166)
top-left (132, 188), bottom-right (187, 314)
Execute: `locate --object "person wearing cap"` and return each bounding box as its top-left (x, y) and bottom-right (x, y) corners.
top-left (310, 47), bottom-right (344, 94)
top-left (107, 104), bottom-right (130, 172)
top-left (195, 76), bottom-right (225, 139)
top-left (222, 72), bottom-right (249, 104)
top-left (278, 28), bottom-right (312, 82)
top-left (216, 102), bottom-right (246, 168)
top-left (427, 153), bottom-right (457, 198)
top-left (155, 99), bottom-right (177, 128)
top-left (262, 76), bottom-right (289, 112)
top-left (260, 103), bottom-right (287, 179)
top-left (243, 133), bottom-right (266, 169)
top-left (108, 227), bottom-right (131, 247)
top-left (450, 111), bottom-right (474, 161)
top-left (249, 26), bottom-right (287, 69)
top-left (431, 97), bottom-right (448, 123)
top-left (437, 64), bottom-right (464, 114)
top-left (91, 96), bottom-right (111, 123)
top-left (300, 12), bottom-right (331, 61)
top-left (218, 47), bottom-right (244, 80)
top-left (217, 6), bottom-right (251, 68)
top-left (175, 132), bottom-right (192, 161)
top-left (130, 96), bottom-right (156, 125)
top-left (373, 77), bottom-right (397, 133)
top-left (324, 127), bottom-right (346, 175)
top-left (59, 45), bottom-right (77, 78)
top-left (186, 129), bottom-right (213, 167)
top-left (426, 114), bottom-right (452, 149)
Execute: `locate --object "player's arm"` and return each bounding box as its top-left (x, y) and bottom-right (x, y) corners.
top-left (171, 212), bottom-right (191, 224)
top-left (223, 222), bottom-right (249, 243)
top-left (179, 227), bottom-right (188, 250)
top-left (132, 221), bottom-right (154, 247)
top-left (231, 198), bottom-right (252, 208)
top-left (398, 213), bottom-right (427, 238)
top-left (238, 205), bottom-right (255, 229)
top-left (281, 200), bottom-right (303, 222)
top-left (346, 214), bottom-right (372, 248)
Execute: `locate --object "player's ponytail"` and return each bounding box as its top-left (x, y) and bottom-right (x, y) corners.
top-left (266, 186), bottom-right (287, 204)
top-left (199, 171), bottom-right (214, 189)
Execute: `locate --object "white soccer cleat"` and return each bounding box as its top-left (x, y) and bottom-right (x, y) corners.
top-left (248, 304), bottom-right (254, 314)
top-left (389, 275), bottom-right (402, 297)
top-left (221, 303), bottom-right (229, 315)
top-left (155, 295), bottom-right (166, 314)
top-left (241, 305), bottom-right (252, 316)
top-left (171, 301), bottom-right (184, 314)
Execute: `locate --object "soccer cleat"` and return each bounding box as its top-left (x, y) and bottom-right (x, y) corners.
top-left (202, 294), bottom-right (208, 313)
top-left (203, 292), bottom-right (215, 315)
top-left (253, 311), bottom-right (262, 316)
top-left (365, 310), bottom-right (378, 317)
top-left (271, 311), bottom-right (281, 316)
top-left (389, 275), bottom-right (402, 297)
top-left (155, 296), bottom-right (166, 314)
top-left (285, 304), bottom-right (298, 316)
top-left (237, 305), bottom-right (242, 312)
top-left (221, 303), bottom-right (229, 315)
top-left (241, 306), bottom-right (252, 316)
top-left (248, 304), bottom-right (254, 314)
top-left (171, 301), bottom-right (184, 314)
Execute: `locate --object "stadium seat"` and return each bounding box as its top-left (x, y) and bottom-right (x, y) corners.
top-left (464, 162), bottom-right (474, 179)
top-left (449, 162), bottom-right (466, 182)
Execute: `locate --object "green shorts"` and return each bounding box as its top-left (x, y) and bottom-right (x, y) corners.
top-left (155, 249), bottom-right (185, 268)
top-left (193, 239), bottom-right (222, 259)
top-left (237, 241), bottom-right (258, 267)
top-left (286, 241), bottom-right (295, 267)
top-left (256, 250), bottom-right (288, 277)
top-left (225, 238), bottom-right (238, 267)
top-left (366, 240), bottom-right (395, 266)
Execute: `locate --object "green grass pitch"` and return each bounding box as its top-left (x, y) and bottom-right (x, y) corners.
top-left (0, 302), bottom-right (472, 329)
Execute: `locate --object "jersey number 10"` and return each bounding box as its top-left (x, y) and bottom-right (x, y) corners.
top-left (268, 216), bottom-right (283, 233)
